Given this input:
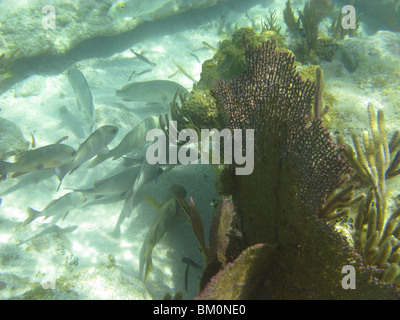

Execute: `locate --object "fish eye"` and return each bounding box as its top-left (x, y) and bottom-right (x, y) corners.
top-left (83, 197), bottom-right (87, 203)
top-left (119, 3), bottom-right (125, 8)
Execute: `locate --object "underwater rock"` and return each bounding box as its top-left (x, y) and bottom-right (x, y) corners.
top-left (0, 0), bottom-right (222, 63)
top-left (0, 117), bottom-right (29, 160)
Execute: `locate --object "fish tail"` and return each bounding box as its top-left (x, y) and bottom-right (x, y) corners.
top-left (23, 207), bottom-right (40, 227)
top-left (55, 164), bottom-right (71, 191)
top-left (110, 225), bottom-right (121, 238)
top-left (144, 252), bottom-right (153, 281)
top-left (139, 243), bottom-right (146, 277)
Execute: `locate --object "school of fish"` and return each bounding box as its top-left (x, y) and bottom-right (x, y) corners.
top-left (0, 56), bottom-right (201, 284)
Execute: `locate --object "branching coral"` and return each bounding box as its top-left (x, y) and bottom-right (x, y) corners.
top-left (297, 0), bottom-right (334, 53)
top-left (174, 28), bottom-right (398, 298)
top-left (337, 104), bottom-right (400, 284)
top-left (262, 9), bottom-right (281, 34)
top-left (283, 0), bottom-right (300, 32)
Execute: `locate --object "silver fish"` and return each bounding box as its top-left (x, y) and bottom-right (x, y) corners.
top-left (0, 144), bottom-right (76, 178)
top-left (173, 60), bottom-right (198, 84)
top-left (139, 185), bottom-right (187, 280)
top-left (23, 192), bottom-right (87, 226)
top-left (69, 166), bottom-right (141, 197)
top-left (70, 125), bottom-right (118, 174)
top-left (18, 224), bottom-right (78, 245)
top-left (67, 68), bottom-right (95, 132)
top-left (55, 125), bottom-right (118, 191)
top-left (116, 80), bottom-right (189, 105)
top-left (111, 160), bottom-right (163, 237)
top-left (88, 116), bottom-right (160, 168)
top-left (130, 49), bottom-right (156, 67)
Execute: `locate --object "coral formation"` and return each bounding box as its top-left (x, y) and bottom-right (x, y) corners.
top-left (298, 0), bottom-right (334, 54)
top-left (330, 5), bottom-right (361, 40)
top-left (184, 34), bottom-right (398, 299)
top-left (0, 49), bottom-right (17, 84)
top-left (283, 0), bottom-right (300, 32)
top-left (337, 104), bottom-right (400, 285)
top-left (180, 28), bottom-right (267, 135)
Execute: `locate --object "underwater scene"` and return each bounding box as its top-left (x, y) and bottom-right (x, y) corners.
top-left (0, 0), bottom-right (400, 300)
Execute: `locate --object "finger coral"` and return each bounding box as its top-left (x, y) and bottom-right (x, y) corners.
top-left (195, 35), bottom-right (398, 299)
top-left (338, 104), bottom-right (400, 285)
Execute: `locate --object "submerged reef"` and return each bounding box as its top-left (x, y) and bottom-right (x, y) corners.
top-left (178, 28), bottom-right (398, 299)
top-left (180, 28), bottom-right (267, 134)
top-left (0, 0), bottom-right (222, 66)
top-left (283, 0), bottom-right (361, 64)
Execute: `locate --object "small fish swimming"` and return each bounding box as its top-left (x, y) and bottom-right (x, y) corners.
top-left (0, 143), bottom-right (76, 178)
top-left (139, 185), bottom-right (187, 280)
top-left (18, 224), bottom-right (78, 245)
top-left (67, 68), bottom-right (95, 132)
top-left (173, 60), bottom-right (198, 84)
top-left (23, 192), bottom-right (87, 226)
top-left (111, 159), bottom-right (163, 237)
top-left (88, 116), bottom-right (160, 168)
top-left (68, 166), bottom-right (141, 198)
top-left (130, 48), bottom-right (156, 67)
top-left (116, 80), bottom-right (189, 106)
top-left (187, 52), bottom-right (201, 63)
top-left (202, 41), bottom-right (218, 52)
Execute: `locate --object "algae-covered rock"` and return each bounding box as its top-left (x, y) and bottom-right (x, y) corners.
top-left (0, 0), bottom-right (222, 63)
top-left (0, 117), bottom-right (29, 160)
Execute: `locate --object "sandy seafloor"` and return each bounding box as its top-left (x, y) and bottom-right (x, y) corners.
top-left (0, 0), bottom-right (399, 299)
